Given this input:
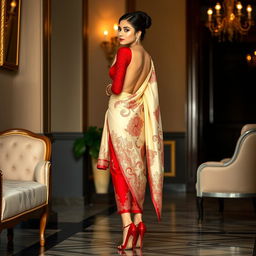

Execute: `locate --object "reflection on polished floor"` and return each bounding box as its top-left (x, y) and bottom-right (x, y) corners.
top-left (0, 189), bottom-right (256, 255)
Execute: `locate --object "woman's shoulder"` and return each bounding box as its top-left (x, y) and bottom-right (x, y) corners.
top-left (131, 45), bottom-right (149, 54)
top-left (131, 46), bottom-right (151, 61)
top-left (117, 46), bottom-right (132, 55)
top-left (115, 47), bottom-right (132, 64)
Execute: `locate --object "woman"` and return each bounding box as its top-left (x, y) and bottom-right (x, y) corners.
top-left (97, 11), bottom-right (164, 250)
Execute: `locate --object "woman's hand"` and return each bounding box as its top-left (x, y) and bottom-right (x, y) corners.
top-left (106, 84), bottom-right (112, 96)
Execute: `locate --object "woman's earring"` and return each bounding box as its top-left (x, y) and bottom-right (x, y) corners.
top-left (135, 36), bottom-right (140, 44)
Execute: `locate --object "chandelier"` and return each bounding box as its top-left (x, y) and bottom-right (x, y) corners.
top-left (207, 0), bottom-right (253, 41)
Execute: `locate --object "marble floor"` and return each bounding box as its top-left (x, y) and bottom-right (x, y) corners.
top-left (0, 189), bottom-right (256, 256)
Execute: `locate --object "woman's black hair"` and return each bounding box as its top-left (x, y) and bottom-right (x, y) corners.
top-left (118, 11), bottom-right (152, 40)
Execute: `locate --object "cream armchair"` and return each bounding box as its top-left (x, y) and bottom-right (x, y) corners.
top-left (196, 124), bottom-right (256, 222)
top-left (0, 129), bottom-right (51, 246)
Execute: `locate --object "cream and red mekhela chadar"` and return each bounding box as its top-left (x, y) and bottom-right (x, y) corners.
top-left (97, 60), bottom-right (164, 220)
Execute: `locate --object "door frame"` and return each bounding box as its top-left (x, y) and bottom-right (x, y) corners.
top-left (186, 0), bottom-right (200, 189)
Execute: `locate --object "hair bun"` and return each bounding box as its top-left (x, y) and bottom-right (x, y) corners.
top-left (118, 11), bottom-right (152, 40)
top-left (138, 11), bottom-right (152, 29)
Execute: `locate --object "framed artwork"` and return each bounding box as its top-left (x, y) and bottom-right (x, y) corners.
top-left (164, 140), bottom-right (176, 177)
top-left (0, 0), bottom-right (21, 70)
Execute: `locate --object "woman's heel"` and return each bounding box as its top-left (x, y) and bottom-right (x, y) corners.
top-left (118, 223), bottom-right (137, 250)
top-left (134, 222), bottom-right (146, 248)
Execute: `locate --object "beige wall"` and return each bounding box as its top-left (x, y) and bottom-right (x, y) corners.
top-left (0, 0), bottom-right (43, 133)
top-left (51, 0), bottom-right (83, 132)
top-left (136, 0), bottom-right (186, 132)
top-left (88, 0), bottom-right (125, 127)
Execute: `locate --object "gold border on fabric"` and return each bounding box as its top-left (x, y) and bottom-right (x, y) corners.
top-left (164, 140), bottom-right (176, 177)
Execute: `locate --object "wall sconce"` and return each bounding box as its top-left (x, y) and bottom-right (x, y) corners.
top-left (100, 24), bottom-right (120, 66)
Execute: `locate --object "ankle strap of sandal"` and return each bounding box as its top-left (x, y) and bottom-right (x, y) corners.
top-left (122, 223), bottom-right (133, 229)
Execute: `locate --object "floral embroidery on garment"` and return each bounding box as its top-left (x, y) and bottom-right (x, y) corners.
top-left (126, 116), bottom-right (144, 137)
top-left (146, 146), bottom-right (157, 167)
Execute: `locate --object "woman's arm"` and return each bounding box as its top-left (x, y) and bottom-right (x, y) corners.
top-left (111, 47), bottom-right (132, 95)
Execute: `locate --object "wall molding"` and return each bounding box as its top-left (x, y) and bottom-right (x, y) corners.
top-left (50, 132), bottom-right (83, 140)
top-left (43, 0), bottom-right (51, 133)
top-left (82, 0), bottom-right (88, 130)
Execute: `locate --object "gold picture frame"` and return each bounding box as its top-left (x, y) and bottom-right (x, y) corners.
top-left (0, 0), bottom-right (21, 70)
top-left (164, 140), bottom-right (176, 177)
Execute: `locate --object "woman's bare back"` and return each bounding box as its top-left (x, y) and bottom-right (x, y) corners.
top-left (122, 46), bottom-right (151, 94)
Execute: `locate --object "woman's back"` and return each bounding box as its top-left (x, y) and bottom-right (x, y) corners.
top-left (122, 45), bottom-right (151, 94)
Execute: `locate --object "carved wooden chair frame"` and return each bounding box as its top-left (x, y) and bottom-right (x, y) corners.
top-left (0, 129), bottom-right (51, 247)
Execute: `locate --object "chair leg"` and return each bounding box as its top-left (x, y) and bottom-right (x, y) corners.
top-left (252, 198), bottom-right (256, 214)
top-left (40, 207), bottom-right (49, 247)
top-left (7, 228), bottom-right (13, 243)
top-left (197, 197), bottom-right (204, 223)
top-left (218, 198), bottom-right (224, 214)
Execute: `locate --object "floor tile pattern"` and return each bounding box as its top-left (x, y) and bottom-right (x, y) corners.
top-left (1, 191), bottom-right (256, 255)
top-left (46, 193), bottom-right (256, 255)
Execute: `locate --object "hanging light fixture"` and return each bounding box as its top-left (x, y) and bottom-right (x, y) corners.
top-left (207, 0), bottom-right (254, 41)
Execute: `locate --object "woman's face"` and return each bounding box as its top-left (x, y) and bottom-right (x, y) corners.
top-left (118, 19), bottom-right (139, 45)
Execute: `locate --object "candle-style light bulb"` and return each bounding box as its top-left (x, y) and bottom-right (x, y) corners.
top-left (113, 24), bottom-right (118, 31)
top-left (10, 0), bottom-right (16, 13)
top-left (113, 24), bottom-right (118, 36)
top-left (207, 8), bottom-right (213, 22)
top-left (246, 54), bottom-right (252, 62)
top-left (247, 5), bottom-right (252, 19)
top-left (236, 2), bottom-right (242, 9)
top-left (103, 30), bottom-right (109, 41)
top-left (215, 3), bottom-right (221, 15)
top-left (10, 0), bottom-right (16, 7)
top-left (236, 2), bottom-right (243, 15)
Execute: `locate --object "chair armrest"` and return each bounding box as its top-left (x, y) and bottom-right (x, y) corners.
top-left (220, 158), bottom-right (231, 164)
top-left (196, 161), bottom-right (224, 195)
top-left (34, 161), bottom-right (51, 186)
top-left (34, 161), bottom-right (51, 202)
top-left (201, 161), bottom-right (224, 166)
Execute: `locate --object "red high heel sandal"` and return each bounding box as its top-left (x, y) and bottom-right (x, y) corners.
top-left (133, 222), bottom-right (146, 249)
top-left (118, 223), bottom-right (137, 250)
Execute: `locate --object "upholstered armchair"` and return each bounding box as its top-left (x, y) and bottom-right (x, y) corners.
top-left (196, 124), bottom-right (256, 222)
top-left (0, 129), bottom-right (51, 246)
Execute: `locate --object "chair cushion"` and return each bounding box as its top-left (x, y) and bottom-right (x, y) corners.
top-left (0, 134), bottom-right (46, 181)
top-left (1, 180), bottom-right (47, 220)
